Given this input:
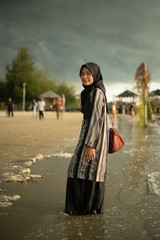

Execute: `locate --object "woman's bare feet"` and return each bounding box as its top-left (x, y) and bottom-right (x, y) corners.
top-left (59, 211), bottom-right (69, 216)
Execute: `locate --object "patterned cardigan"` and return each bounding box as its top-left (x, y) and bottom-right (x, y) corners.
top-left (68, 88), bottom-right (110, 182)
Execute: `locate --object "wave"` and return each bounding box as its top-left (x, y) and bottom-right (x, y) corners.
top-left (147, 172), bottom-right (160, 195)
top-left (0, 151), bottom-right (72, 207)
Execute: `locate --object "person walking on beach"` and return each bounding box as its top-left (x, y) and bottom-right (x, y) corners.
top-left (31, 99), bottom-right (37, 118)
top-left (55, 103), bottom-right (61, 119)
top-left (60, 62), bottom-right (109, 216)
top-left (129, 103), bottom-right (135, 120)
top-left (7, 97), bottom-right (14, 117)
top-left (37, 98), bottom-right (45, 119)
top-left (112, 102), bottom-right (117, 127)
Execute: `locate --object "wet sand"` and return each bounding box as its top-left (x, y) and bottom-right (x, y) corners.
top-left (0, 111), bottom-right (82, 170)
top-left (0, 112), bottom-right (160, 240)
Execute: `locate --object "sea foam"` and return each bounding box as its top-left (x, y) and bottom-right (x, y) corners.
top-left (147, 172), bottom-right (160, 195)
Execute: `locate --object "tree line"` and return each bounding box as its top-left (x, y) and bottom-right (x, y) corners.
top-left (0, 46), bottom-right (78, 109)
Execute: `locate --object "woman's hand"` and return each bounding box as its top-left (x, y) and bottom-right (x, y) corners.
top-left (86, 146), bottom-right (95, 162)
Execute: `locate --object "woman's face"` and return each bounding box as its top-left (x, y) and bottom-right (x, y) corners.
top-left (80, 67), bottom-right (94, 86)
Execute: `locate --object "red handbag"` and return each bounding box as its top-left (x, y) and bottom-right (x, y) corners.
top-left (109, 128), bottom-right (125, 154)
top-left (105, 98), bottom-right (125, 154)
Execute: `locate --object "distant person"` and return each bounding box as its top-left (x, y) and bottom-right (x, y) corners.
top-left (7, 98), bottom-right (14, 117)
top-left (156, 118), bottom-right (160, 125)
top-left (31, 99), bottom-right (38, 118)
top-left (60, 62), bottom-right (110, 216)
top-left (112, 102), bottom-right (117, 127)
top-left (37, 98), bottom-right (45, 119)
top-left (122, 104), bottom-right (125, 114)
top-left (151, 112), bottom-right (155, 122)
top-left (129, 104), bottom-right (135, 120)
top-left (55, 103), bottom-right (61, 119)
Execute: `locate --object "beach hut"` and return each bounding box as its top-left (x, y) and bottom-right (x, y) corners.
top-left (149, 89), bottom-right (160, 113)
top-left (38, 90), bottom-right (61, 110)
top-left (150, 89), bottom-right (160, 97)
top-left (116, 90), bottom-right (138, 102)
top-left (116, 90), bottom-right (138, 114)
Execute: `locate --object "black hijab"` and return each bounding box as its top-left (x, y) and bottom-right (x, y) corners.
top-left (80, 62), bottom-right (106, 119)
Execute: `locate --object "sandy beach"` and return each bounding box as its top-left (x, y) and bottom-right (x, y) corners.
top-left (0, 111), bottom-right (82, 169)
top-left (0, 112), bottom-right (160, 240)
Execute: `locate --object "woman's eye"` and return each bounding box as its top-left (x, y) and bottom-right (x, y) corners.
top-left (81, 72), bottom-right (92, 77)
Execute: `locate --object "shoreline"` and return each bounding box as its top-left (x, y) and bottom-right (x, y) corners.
top-left (0, 111), bottom-right (82, 171)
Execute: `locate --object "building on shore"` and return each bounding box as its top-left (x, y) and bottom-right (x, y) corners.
top-left (38, 91), bottom-right (61, 111)
top-left (149, 89), bottom-right (160, 114)
top-left (115, 90), bottom-right (138, 114)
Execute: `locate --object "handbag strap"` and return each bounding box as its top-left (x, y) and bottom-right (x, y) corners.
top-left (105, 97), bottom-right (114, 128)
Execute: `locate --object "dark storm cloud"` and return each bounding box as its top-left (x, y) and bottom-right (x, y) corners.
top-left (0, 0), bottom-right (160, 97)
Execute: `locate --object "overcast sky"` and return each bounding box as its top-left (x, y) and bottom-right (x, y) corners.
top-left (0, 0), bottom-right (160, 101)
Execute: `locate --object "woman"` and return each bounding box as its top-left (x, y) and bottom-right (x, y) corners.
top-left (112, 102), bottom-right (117, 127)
top-left (60, 62), bottom-right (109, 216)
top-left (32, 99), bottom-right (37, 118)
top-left (129, 104), bottom-right (135, 120)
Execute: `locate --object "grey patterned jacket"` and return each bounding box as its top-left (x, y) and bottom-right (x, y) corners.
top-left (68, 88), bottom-right (110, 182)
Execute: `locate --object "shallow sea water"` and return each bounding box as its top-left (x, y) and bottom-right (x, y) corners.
top-left (0, 115), bottom-right (160, 240)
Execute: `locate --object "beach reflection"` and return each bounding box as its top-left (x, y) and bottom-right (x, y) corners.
top-left (129, 129), bottom-right (148, 189)
top-left (129, 126), bottom-right (160, 190)
top-left (63, 215), bottom-right (106, 240)
top-left (23, 214), bottom-right (106, 240)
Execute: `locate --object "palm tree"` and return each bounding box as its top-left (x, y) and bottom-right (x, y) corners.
top-left (135, 62), bottom-right (151, 128)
